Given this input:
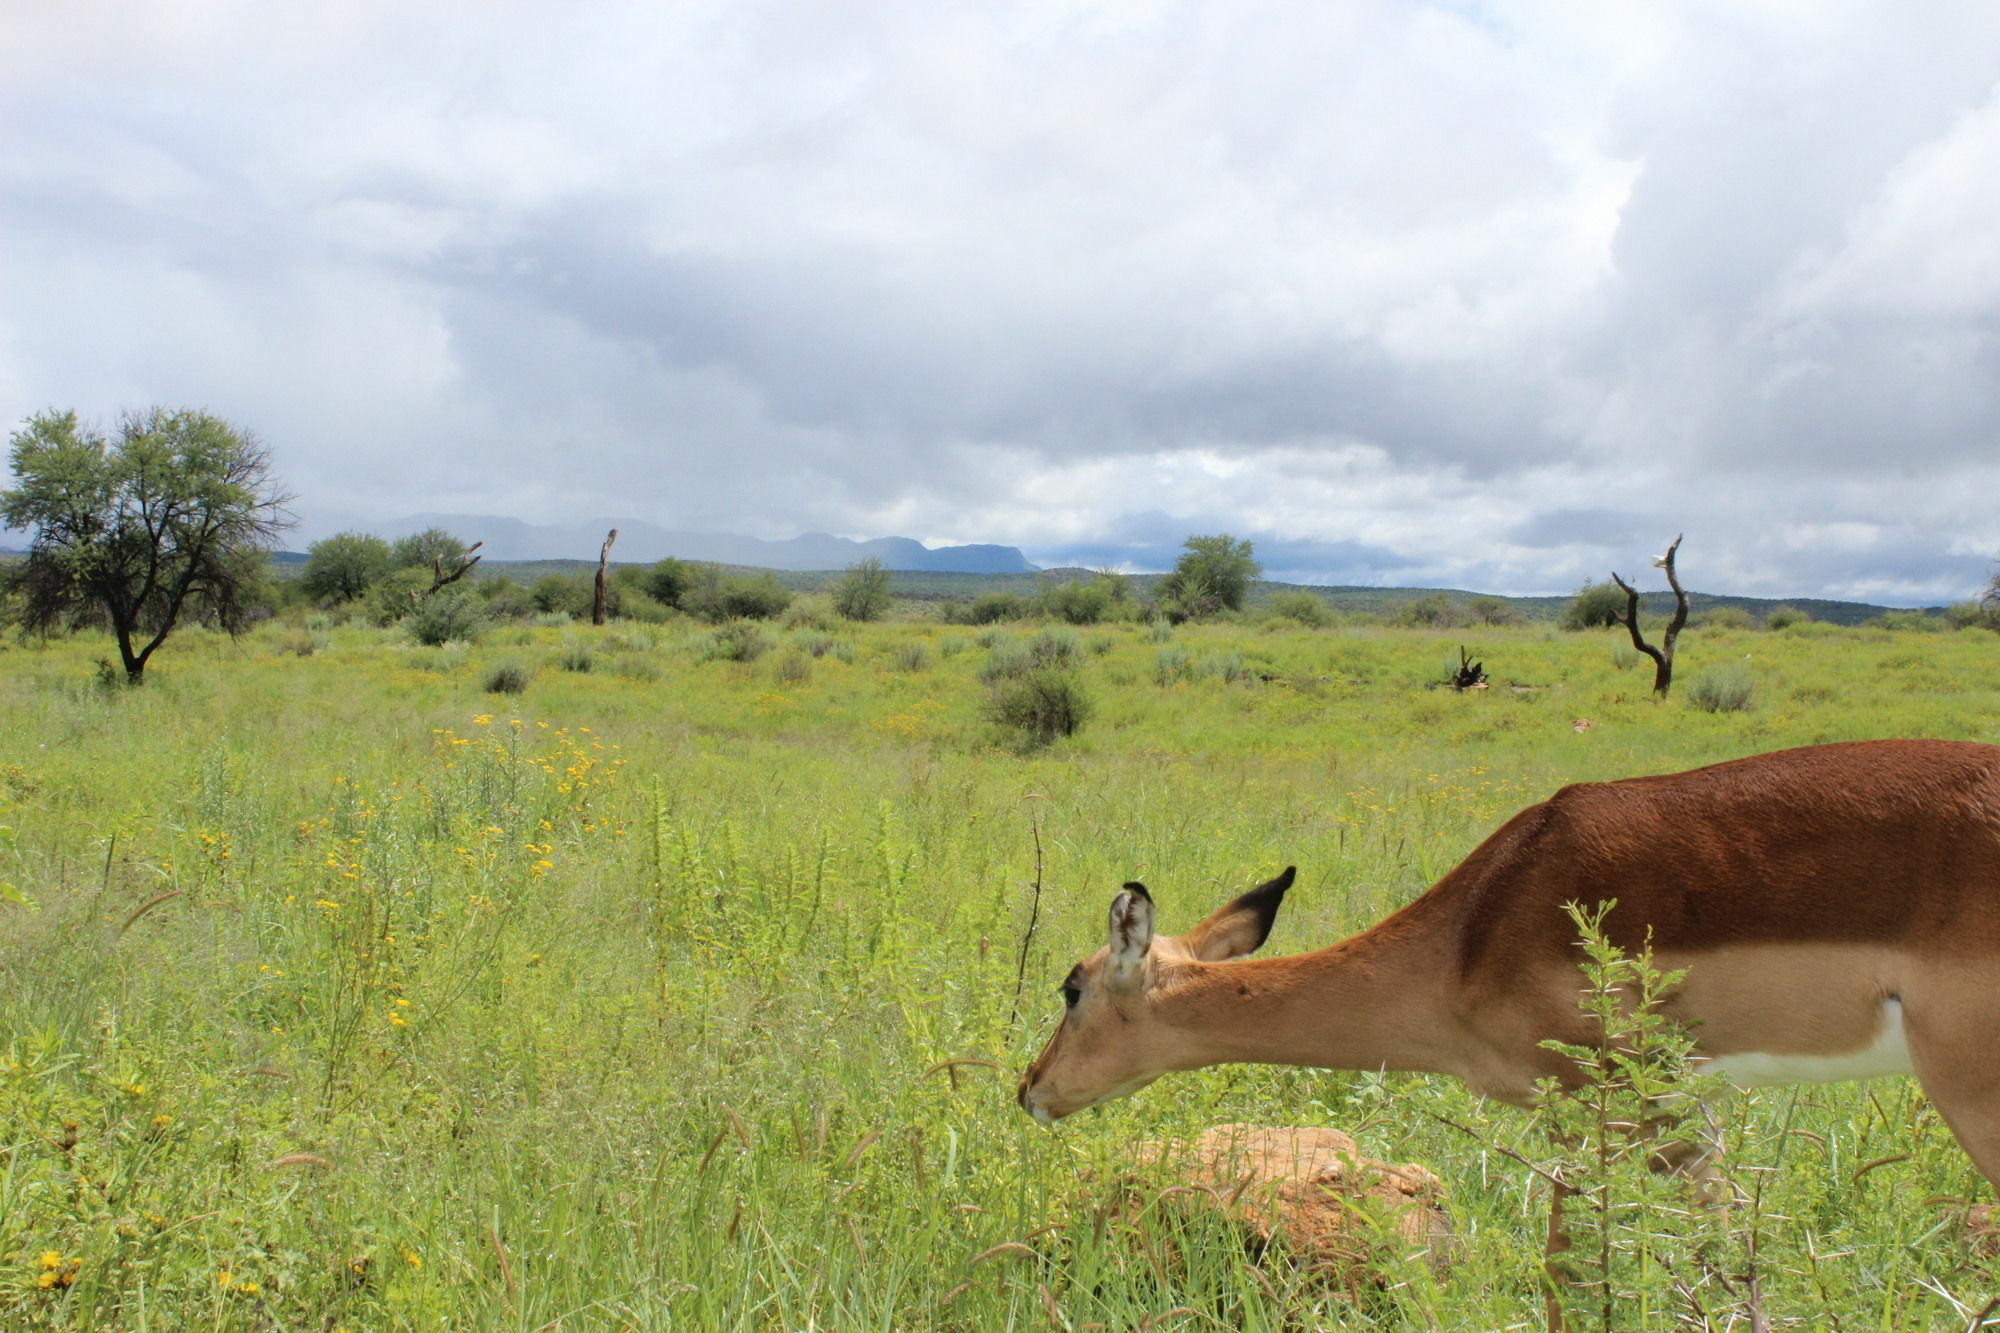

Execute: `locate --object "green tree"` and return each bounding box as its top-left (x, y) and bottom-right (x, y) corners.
top-left (1159, 535), bottom-right (1260, 620)
top-left (830, 556), bottom-right (893, 621)
top-left (300, 531), bottom-right (393, 603)
top-left (643, 558), bottom-right (692, 609)
top-left (2, 408), bottom-right (292, 684)
top-left (1562, 581), bottom-right (1627, 630)
top-left (391, 527), bottom-right (472, 573)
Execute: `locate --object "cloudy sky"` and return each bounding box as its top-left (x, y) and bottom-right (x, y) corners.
top-left (5, 1), bottom-right (2000, 602)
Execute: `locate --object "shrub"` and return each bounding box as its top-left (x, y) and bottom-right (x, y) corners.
top-left (368, 566), bottom-right (434, 626)
top-left (1196, 651), bottom-right (1248, 683)
top-left (644, 558), bottom-right (693, 609)
top-left (1144, 616), bottom-right (1174, 644)
top-left (1399, 592), bottom-right (1457, 628)
top-left (531, 574), bottom-right (592, 619)
top-left (1153, 644), bottom-right (1192, 686)
top-left (686, 568), bottom-right (794, 623)
top-left (1872, 609), bottom-right (1945, 632)
top-left (1269, 590), bottom-right (1330, 627)
top-left (1763, 605), bottom-right (1811, 631)
top-left (891, 642), bottom-right (931, 672)
top-left (980, 639), bottom-right (1035, 682)
top-left (703, 622), bottom-right (773, 663)
top-left (405, 588), bottom-right (486, 646)
top-left (965, 592), bottom-right (1023, 625)
top-left (987, 667), bottom-right (1091, 747)
top-left (1611, 643), bottom-right (1643, 672)
top-left (300, 531), bottom-right (392, 603)
top-left (1562, 581), bottom-right (1627, 630)
top-left (1466, 595), bottom-right (1521, 626)
top-left (771, 650), bottom-right (812, 685)
top-left (782, 595), bottom-right (834, 631)
top-left (830, 557), bottom-right (893, 621)
top-left (1038, 573), bottom-right (1130, 626)
top-left (557, 640), bottom-right (594, 673)
top-left (1685, 666), bottom-right (1755, 713)
top-left (1693, 605), bottom-right (1754, 631)
top-left (484, 662), bottom-right (531, 694)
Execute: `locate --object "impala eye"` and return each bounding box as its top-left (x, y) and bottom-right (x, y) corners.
top-left (1060, 968), bottom-right (1082, 1009)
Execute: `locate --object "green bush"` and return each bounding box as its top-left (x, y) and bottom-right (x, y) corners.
top-left (1763, 605), bottom-right (1811, 631)
top-left (1399, 592), bottom-right (1457, 627)
top-left (367, 567), bottom-right (434, 626)
top-left (830, 557), bottom-right (893, 622)
top-left (964, 592), bottom-right (1023, 625)
top-left (987, 666), bottom-right (1091, 747)
top-left (531, 574), bottom-right (591, 619)
top-left (483, 661), bottom-right (531, 694)
top-left (703, 622), bottom-right (774, 662)
top-left (300, 531), bottom-right (392, 603)
top-left (1563, 581), bottom-right (1627, 630)
top-left (891, 642), bottom-right (931, 672)
top-left (771, 650), bottom-right (812, 685)
top-left (1685, 666), bottom-right (1755, 713)
top-left (686, 566), bottom-right (794, 623)
top-left (557, 640), bottom-right (594, 673)
top-left (1693, 605), bottom-right (1754, 631)
top-left (405, 588), bottom-right (486, 646)
top-left (1268, 589), bottom-right (1330, 627)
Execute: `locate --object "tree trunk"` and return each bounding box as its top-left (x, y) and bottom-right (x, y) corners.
top-left (593, 529), bottom-right (618, 626)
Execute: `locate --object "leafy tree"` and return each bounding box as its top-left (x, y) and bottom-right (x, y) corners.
top-left (684, 564), bottom-right (793, 622)
top-left (2, 408), bottom-right (291, 684)
top-left (301, 531), bottom-right (392, 603)
top-left (391, 527), bottom-right (471, 573)
top-left (1562, 581), bottom-right (1627, 630)
top-left (1158, 535), bottom-right (1259, 621)
top-left (830, 556), bottom-right (893, 621)
top-left (1038, 571), bottom-right (1130, 626)
top-left (1269, 589), bottom-right (1330, 627)
top-left (644, 558), bottom-right (693, 609)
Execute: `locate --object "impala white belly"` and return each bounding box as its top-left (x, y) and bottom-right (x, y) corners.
top-left (1706, 997), bottom-right (1912, 1088)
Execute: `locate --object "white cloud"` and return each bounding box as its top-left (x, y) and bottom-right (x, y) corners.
top-left (4, 1), bottom-right (2000, 603)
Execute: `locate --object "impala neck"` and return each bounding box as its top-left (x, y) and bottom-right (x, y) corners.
top-left (1157, 911), bottom-right (1463, 1079)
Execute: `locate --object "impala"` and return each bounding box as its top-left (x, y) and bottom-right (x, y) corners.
top-left (1018, 739), bottom-right (2000, 1192)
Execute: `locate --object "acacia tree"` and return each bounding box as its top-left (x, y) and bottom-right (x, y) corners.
top-left (1160, 534), bottom-right (1260, 620)
top-left (2, 408), bottom-right (293, 683)
top-left (301, 531), bottom-right (393, 603)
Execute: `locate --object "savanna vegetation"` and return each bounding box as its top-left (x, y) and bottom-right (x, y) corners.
top-left (3, 589), bottom-right (2000, 1329)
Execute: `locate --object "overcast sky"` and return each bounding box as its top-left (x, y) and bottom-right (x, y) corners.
top-left (6, 1), bottom-right (2000, 602)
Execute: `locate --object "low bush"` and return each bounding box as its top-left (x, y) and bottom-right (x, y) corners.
top-left (987, 666), bottom-right (1091, 747)
top-left (484, 661), bottom-right (531, 694)
top-left (405, 588), bottom-right (486, 646)
top-left (1685, 666), bottom-right (1755, 713)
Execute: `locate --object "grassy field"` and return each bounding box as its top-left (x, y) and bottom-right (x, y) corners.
top-left (2, 609), bottom-right (1998, 1329)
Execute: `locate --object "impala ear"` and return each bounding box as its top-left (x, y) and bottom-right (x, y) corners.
top-left (1179, 866), bottom-right (1295, 962)
top-left (1106, 882), bottom-right (1155, 986)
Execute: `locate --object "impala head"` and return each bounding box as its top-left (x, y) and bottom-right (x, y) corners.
top-left (1017, 866), bottom-right (1296, 1124)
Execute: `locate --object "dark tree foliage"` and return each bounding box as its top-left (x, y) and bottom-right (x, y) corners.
top-left (390, 527), bottom-right (471, 572)
top-left (301, 531), bottom-right (393, 603)
top-left (1562, 581), bottom-right (1627, 630)
top-left (1159, 535), bottom-right (1260, 621)
top-left (2, 408), bottom-right (292, 683)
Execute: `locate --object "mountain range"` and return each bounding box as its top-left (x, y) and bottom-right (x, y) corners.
top-left (369, 515), bottom-right (1037, 573)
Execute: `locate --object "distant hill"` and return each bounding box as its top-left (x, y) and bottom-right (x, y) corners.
top-left (363, 515), bottom-right (1036, 573)
top-left (416, 560), bottom-right (1925, 626)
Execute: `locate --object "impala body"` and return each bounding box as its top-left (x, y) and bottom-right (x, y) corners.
top-left (1018, 739), bottom-right (2000, 1189)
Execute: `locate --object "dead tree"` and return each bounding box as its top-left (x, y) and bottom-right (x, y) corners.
top-left (592, 529), bottom-right (618, 626)
top-left (409, 541), bottom-right (483, 606)
top-left (1610, 534), bottom-right (1689, 697)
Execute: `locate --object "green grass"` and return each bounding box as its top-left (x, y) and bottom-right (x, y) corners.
top-left (1, 615), bottom-right (1999, 1328)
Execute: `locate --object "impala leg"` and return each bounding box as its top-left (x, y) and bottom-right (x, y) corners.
top-left (1907, 1017), bottom-right (2000, 1196)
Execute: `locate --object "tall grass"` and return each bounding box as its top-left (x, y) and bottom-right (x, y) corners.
top-left (0, 617), bottom-right (1997, 1327)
